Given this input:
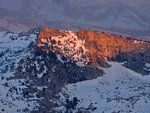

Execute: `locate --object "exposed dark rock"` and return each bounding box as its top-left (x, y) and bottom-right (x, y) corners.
top-left (8, 45), bottom-right (103, 112)
top-left (4, 28), bottom-right (150, 113)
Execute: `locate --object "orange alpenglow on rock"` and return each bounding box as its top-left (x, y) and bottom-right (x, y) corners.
top-left (77, 30), bottom-right (150, 57)
top-left (35, 28), bottom-right (150, 67)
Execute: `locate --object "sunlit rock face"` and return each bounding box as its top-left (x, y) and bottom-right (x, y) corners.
top-left (36, 28), bottom-right (150, 74)
top-left (38, 28), bottom-right (150, 59)
top-left (77, 30), bottom-right (150, 75)
top-left (78, 30), bottom-right (150, 57)
top-left (36, 28), bottom-right (90, 66)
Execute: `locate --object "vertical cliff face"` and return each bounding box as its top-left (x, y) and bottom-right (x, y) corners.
top-left (77, 30), bottom-right (150, 58)
top-left (76, 30), bottom-right (150, 75)
top-left (38, 29), bottom-right (150, 58)
top-left (36, 28), bottom-right (150, 70)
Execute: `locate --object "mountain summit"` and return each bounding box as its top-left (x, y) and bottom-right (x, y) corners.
top-left (36, 28), bottom-right (150, 71)
top-left (0, 28), bottom-right (150, 113)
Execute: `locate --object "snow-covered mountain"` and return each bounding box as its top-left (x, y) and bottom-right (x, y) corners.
top-left (0, 0), bottom-right (150, 39)
top-left (0, 28), bottom-right (150, 113)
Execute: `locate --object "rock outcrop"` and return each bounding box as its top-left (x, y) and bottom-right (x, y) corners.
top-left (36, 28), bottom-right (150, 75)
top-left (1, 28), bottom-right (150, 113)
top-left (77, 30), bottom-right (150, 58)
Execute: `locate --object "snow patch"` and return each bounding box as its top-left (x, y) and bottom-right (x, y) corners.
top-left (57, 62), bottom-right (150, 113)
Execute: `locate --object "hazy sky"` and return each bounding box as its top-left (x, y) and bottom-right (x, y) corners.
top-left (0, 0), bottom-right (150, 10)
top-left (94, 0), bottom-right (150, 6)
top-left (0, 0), bottom-right (150, 11)
top-left (0, 0), bottom-right (23, 11)
top-left (66, 0), bottom-right (150, 7)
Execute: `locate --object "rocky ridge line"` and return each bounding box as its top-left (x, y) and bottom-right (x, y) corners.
top-left (36, 28), bottom-right (150, 75)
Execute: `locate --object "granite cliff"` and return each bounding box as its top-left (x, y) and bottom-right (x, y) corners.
top-left (1, 28), bottom-right (150, 113)
top-left (36, 28), bottom-right (150, 75)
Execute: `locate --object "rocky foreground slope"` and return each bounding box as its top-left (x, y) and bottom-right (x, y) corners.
top-left (0, 28), bottom-right (150, 113)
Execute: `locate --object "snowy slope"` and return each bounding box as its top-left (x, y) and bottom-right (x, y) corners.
top-left (57, 62), bottom-right (150, 113)
top-left (0, 78), bottom-right (39, 113)
top-left (0, 31), bottom-right (37, 74)
top-left (0, 31), bottom-right (39, 113)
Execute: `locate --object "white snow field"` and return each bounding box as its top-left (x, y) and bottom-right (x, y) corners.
top-left (0, 31), bottom-right (39, 113)
top-left (58, 62), bottom-right (150, 113)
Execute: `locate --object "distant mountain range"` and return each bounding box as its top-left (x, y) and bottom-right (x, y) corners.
top-left (0, 0), bottom-right (150, 40)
